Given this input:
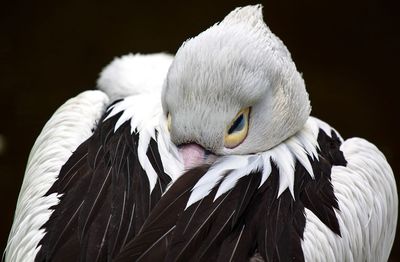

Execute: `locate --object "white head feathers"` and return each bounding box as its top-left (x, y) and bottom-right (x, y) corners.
top-left (163, 5), bottom-right (310, 155)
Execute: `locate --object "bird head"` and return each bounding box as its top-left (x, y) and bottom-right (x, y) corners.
top-left (162, 5), bottom-right (311, 168)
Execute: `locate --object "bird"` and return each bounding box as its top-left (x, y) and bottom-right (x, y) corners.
top-left (5, 4), bottom-right (398, 262)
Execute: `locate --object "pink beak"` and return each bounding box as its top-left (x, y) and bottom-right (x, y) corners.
top-left (179, 143), bottom-right (216, 170)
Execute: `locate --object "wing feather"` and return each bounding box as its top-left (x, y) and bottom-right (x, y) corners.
top-left (302, 137), bottom-right (397, 262)
top-left (5, 91), bottom-right (109, 262)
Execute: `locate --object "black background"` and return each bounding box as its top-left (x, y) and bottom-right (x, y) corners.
top-left (1, 0), bottom-right (399, 259)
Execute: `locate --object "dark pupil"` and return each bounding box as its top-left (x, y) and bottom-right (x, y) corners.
top-left (228, 114), bottom-right (244, 134)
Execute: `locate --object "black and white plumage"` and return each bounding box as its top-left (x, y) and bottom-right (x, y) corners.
top-left (6, 5), bottom-right (397, 262)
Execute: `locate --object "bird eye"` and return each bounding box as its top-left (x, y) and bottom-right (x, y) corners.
top-left (224, 107), bottom-right (250, 148)
top-left (167, 112), bottom-right (172, 131)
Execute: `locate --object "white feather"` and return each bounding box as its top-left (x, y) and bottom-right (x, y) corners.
top-left (214, 155), bottom-right (262, 201)
top-left (296, 122), bottom-right (320, 160)
top-left (185, 155), bottom-right (250, 209)
top-left (156, 116), bottom-right (183, 181)
top-left (259, 153), bottom-right (272, 187)
top-left (270, 143), bottom-right (296, 197)
top-left (286, 137), bottom-right (314, 178)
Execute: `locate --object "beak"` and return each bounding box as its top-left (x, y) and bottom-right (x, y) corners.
top-left (178, 143), bottom-right (217, 170)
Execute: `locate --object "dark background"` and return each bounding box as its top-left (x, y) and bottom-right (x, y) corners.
top-left (1, 0), bottom-right (399, 259)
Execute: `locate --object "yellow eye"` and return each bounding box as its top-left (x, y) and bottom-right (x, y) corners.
top-left (224, 107), bottom-right (250, 149)
top-left (167, 113), bottom-right (172, 131)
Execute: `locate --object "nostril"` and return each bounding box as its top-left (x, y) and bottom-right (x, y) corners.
top-left (204, 149), bottom-right (212, 157)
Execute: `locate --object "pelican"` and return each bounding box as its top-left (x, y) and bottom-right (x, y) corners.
top-left (5, 5), bottom-right (397, 262)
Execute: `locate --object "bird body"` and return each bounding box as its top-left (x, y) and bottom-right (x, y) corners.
top-left (6, 5), bottom-right (397, 262)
